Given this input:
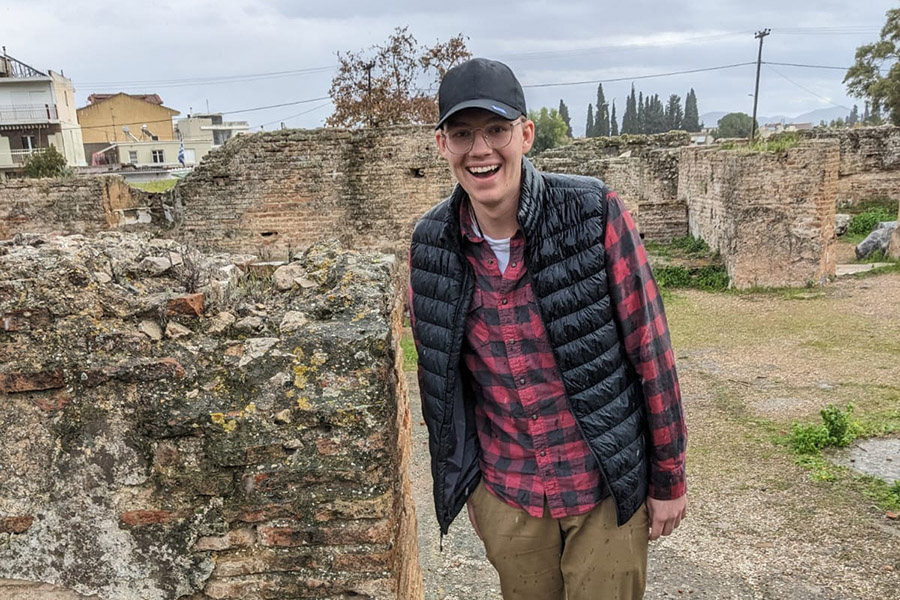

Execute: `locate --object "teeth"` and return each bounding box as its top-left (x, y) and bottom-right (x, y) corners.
top-left (468, 165), bottom-right (499, 174)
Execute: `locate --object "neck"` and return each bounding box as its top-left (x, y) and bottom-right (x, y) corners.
top-left (470, 199), bottom-right (518, 239)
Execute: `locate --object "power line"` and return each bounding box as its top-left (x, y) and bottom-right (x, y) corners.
top-left (522, 62), bottom-right (756, 89)
top-left (764, 64), bottom-right (851, 112)
top-left (79, 66), bottom-right (335, 88)
top-left (764, 61), bottom-right (848, 71)
top-left (221, 97), bottom-right (331, 115)
top-left (257, 101), bottom-right (333, 129)
top-left (501, 31), bottom-right (754, 62)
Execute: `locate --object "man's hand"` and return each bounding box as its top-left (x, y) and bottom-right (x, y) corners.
top-left (466, 498), bottom-right (483, 539)
top-left (647, 495), bottom-right (687, 541)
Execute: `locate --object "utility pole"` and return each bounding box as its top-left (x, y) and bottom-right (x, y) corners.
top-left (750, 28), bottom-right (770, 140)
top-left (364, 61), bottom-right (376, 128)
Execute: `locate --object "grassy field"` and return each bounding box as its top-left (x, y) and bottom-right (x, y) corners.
top-left (129, 179), bottom-right (178, 193)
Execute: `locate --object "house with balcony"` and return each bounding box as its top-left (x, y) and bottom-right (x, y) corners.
top-left (0, 51), bottom-right (86, 178)
top-left (176, 113), bottom-right (250, 150)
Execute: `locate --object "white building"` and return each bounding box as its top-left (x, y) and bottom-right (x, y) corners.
top-left (0, 51), bottom-right (86, 177)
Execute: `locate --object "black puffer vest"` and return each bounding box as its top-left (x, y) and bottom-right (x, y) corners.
top-left (410, 158), bottom-right (648, 534)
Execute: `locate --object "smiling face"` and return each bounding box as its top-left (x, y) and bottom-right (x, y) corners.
top-left (436, 108), bottom-right (535, 214)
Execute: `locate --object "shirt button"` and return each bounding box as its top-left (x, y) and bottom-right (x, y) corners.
top-left (501, 298), bottom-right (508, 305)
top-left (540, 451), bottom-right (546, 457)
top-left (531, 414), bottom-right (538, 421)
top-left (511, 262), bottom-right (517, 268)
top-left (519, 377), bottom-right (526, 385)
top-left (488, 259), bottom-right (493, 264)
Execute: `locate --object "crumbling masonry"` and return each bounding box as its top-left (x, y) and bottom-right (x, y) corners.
top-left (0, 234), bottom-right (422, 600)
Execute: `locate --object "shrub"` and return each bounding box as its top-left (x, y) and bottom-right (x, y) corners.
top-left (22, 145), bottom-right (69, 178)
top-left (694, 266), bottom-right (730, 291)
top-left (847, 208), bottom-right (896, 236)
top-left (821, 403), bottom-right (859, 447)
top-left (789, 422), bottom-right (829, 454)
top-left (654, 266), bottom-right (692, 289)
top-left (788, 404), bottom-right (859, 454)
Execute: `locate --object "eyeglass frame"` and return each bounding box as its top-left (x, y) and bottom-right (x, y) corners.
top-left (440, 117), bottom-right (526, 155)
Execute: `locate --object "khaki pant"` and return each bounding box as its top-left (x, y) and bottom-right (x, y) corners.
top-left (468, 481), bottom-right (648, 600)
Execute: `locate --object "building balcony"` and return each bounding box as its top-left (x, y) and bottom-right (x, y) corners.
top-left (0, 148), bottom-right (37, 168)
top-left (0, 104), bottom-right (59, 126)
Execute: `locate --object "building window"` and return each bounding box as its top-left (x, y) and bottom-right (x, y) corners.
top-left (128, 151), bottom-right (138, 164)
top-left (151, 149), bottom-right (165, 164)
top-left (21, 135), bottom-right (36, 150)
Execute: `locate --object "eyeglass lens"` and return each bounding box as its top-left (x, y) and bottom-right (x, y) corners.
top-left (445, 122), bottom-right (516, 154)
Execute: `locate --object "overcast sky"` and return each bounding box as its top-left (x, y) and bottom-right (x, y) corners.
top-left (0, 1), bottom-right (894, 134)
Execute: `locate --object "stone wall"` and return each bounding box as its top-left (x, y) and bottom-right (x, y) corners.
top-left (680, 140), bottom-right (839, 288)
top-left (534, 132), bottom-right (691, 242)
top-left (176, 126), bottom-right (454, 257)
top-left (0, 234), bottom-right (422, 600)
top-left (890, 202), bottom-right (900, 259)
top-left (0, 176), bottom-right (148, 240)
top-left (798, 126), bottom-right (900, 207)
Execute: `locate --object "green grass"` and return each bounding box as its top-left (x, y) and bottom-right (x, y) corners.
top-left (400, 335), bottom-right (418, 371)
top-left (130, 179), bottom-right (177, 193)
top-left (655, 264), bottom-right (729, 291)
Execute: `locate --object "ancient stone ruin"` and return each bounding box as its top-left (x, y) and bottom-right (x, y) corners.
top-left (2, 125), bottom-right (899, 288)
top-left (0, 233), bottom-right (421, 599)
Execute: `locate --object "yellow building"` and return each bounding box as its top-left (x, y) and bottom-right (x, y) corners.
top-left (77, 93), bottom-right (179, 156)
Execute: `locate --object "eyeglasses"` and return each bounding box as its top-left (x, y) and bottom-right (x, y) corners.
top-left (442, 119), bottom-right (524, 154)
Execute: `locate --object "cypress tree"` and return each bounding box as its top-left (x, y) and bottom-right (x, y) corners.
top-left (585, 104), bottom-right (594, 138)
top-left (595, 84), bottom-right (610, 137)
top-left (645, 94), bottom-right (666, 134)
top-left (611, 101), bottom-right (619, 136)
top-left (558, 99), bottom-right (573, 137)
top-left (622, 85), bottom-right (637, 134)
top-left (683, 88), bottom-right (700, 132)
top-left (637, 91), bottom-right (645, 134)
top-left (665, 94), bottom-right (683, 131)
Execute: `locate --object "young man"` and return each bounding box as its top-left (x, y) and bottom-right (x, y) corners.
top-left (409, 58), bottom-right (687, 600)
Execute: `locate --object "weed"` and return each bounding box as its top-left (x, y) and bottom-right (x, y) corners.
top-left (847, 208), bottom-right (896, 236)
top-left (787, 404), bottom-right (860, 454)
top-left (860, 476), bottom-right (900, 511)
top-left (400, 335), bottom-right (418, 371)
top-left (654, 266), bottom-right (692, 288)
top-left (820, 403), bottom-right (860, 447)
top-left (654, 264), bottom-right (729, 291)
top-left (130, 179), bottom-right (178, 193)
top-left (669, 235), bottom-right (711, 256)
top-left (694, 266), bottom-right (730, 291)
top-left (789, 422), bottom-right (830, 454)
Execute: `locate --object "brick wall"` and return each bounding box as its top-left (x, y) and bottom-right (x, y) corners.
top-left (534, 132), bottom-right (690, 242)
top-left (176, 126), bottom-right (454, 257)
top-left (0, 234), bottom-right (422, 600)
top-left (0, 176), bottom-right (145, 240)
top-left (680, 140), bottom-right (838, 288)
top-left (798, 126), bottom-right (900, 206)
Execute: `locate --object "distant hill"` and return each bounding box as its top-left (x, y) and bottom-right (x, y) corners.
top-left (700, 107), bottom-right (850, 128)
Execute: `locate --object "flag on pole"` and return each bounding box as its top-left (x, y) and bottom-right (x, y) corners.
top-left (177, 139), bottom-right (185, 166)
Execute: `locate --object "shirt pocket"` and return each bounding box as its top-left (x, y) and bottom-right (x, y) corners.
top-left (464, 289), bottom-right (492, 351)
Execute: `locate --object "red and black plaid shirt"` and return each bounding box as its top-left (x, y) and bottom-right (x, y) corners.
top-left (460, 192), bottom-right (686, 519)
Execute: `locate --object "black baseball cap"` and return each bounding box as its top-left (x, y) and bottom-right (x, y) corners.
top-left (436, 58), bottom-right (526, 130)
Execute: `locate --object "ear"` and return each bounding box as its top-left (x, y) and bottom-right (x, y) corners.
top-left (520, 119), bottom-right (535, 154)
top-left (435, 130), bottom-right (451, 160)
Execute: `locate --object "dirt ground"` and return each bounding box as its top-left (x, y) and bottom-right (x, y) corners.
top-left (405, 270), bottom-right (900, 600)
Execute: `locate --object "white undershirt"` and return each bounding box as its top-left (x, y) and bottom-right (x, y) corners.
top-left (483, 232), bottom-right (512, 274)
top-left (469, 204), bottom-right (512, 273)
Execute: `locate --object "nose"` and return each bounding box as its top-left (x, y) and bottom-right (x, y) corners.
top-left (469, 129), bottom-right (492, 155)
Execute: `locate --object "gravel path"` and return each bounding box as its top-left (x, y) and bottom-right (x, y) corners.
top-left (405, 272), bottom-right (900, 599)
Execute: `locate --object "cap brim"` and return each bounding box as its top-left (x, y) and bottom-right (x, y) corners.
top-left (435, 99), bottom-right (522, 129)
